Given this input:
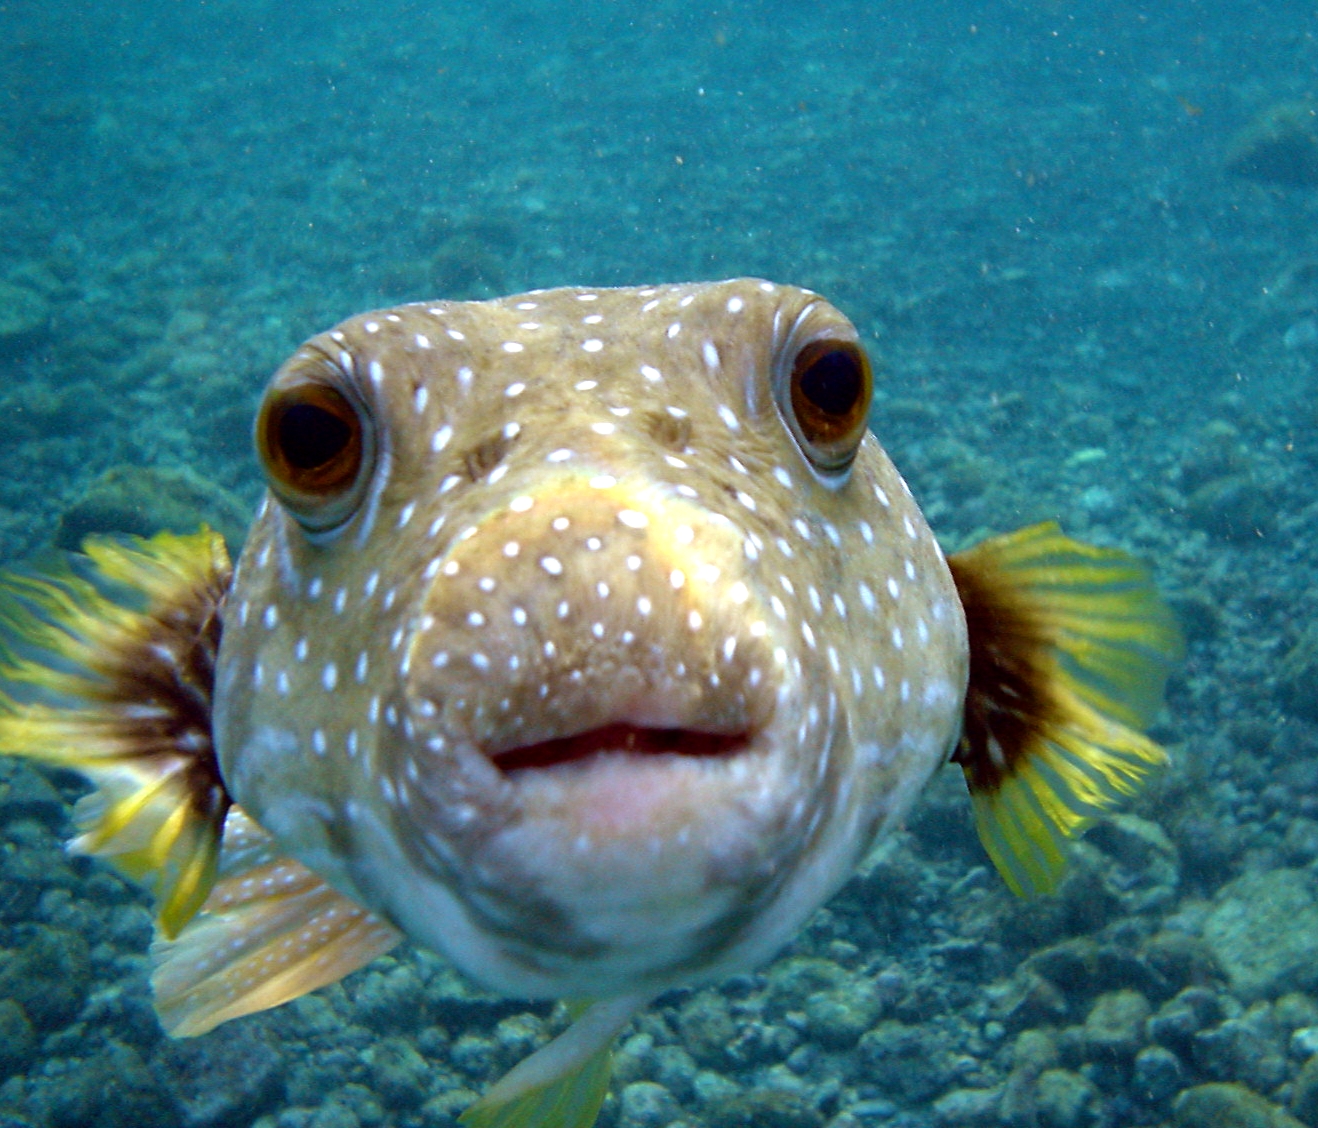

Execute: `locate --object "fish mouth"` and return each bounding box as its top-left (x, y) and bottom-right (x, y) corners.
top-left (489, 722), bottom-right (753, 774)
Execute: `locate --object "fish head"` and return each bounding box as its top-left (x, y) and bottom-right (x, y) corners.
top-left (214, 280), bottom-right (967, 998)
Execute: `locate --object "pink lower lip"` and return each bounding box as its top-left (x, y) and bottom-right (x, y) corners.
top-left (490, 723), bottom-right (750, 773)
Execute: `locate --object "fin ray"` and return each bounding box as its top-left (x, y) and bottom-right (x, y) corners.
top-left (948, 522), bottom-right (1180, 897)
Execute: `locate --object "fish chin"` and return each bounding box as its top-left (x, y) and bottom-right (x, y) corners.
top-left (379, 714), bottom-right (815, 998)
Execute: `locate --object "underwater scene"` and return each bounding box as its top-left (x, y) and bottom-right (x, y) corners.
top-left (1, 0), bottom-right (1317, 1126)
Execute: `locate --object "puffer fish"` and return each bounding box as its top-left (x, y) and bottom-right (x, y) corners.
top-left (0, 279), bottom-right (1180, 1128)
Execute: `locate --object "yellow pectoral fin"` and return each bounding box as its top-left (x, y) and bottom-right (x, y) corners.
top-left (460, 995), bottom-right (647, 1128)
top-left (152, 808), bottom-right (400, 1036)
top-left (0, 528), bottom-right (233, 936)
top-left (948, 522), bottom-right (1180, 897)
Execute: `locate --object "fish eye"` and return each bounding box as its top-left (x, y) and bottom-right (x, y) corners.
top-left (786, 338), bottom-right (873, 474)
top-left (256, 377), bottom-right (373, 533)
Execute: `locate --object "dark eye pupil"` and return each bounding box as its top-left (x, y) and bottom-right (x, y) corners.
top-left (278, 403), bottom-right (352, 470)
top-left (800, 350), bottom-right (862, 417)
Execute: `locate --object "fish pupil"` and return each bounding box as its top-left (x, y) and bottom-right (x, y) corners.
top-left (799, 349), bottom-right (862, 417)
top-left (278, 403), bottom-right (352, 470)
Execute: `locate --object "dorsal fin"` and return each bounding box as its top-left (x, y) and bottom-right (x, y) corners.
top-left (947, 522), bottom-right (1182, 896)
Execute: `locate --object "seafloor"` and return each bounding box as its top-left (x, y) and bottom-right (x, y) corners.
top-left (1, 1), bottom-right (1317, 1126)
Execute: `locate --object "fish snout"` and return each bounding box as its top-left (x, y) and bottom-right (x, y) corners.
top-left (401, 483), bottom-right (779, 776)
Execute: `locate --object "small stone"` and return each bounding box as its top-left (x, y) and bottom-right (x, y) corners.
top-left (0, 926), bottom-right (91, 1031)
top-left (1083, 989), bottom-right (1151, 1059)
top-left (0, 999), bottom-right (35, 1078)
top-left (704, 1089), bottom-right (824, 1128)
top-left (0, 281), bottom-right (50, 357)
top-left (677, 990), bottom-right (737, 1068)
top-left (932, 1086), bottom-right (1000, 1125)
top-left (364, 1038), bottom-right (431, 1109)
top-left (1035, 1069), bottom-right (1100, 1128)
top-left (619, 1081), bottom-right (679, 1128)
top-left (1174, 1081), bottom-right (1307, 1128)
top-left (1133, 1045), bottom-right (1184, 1104)
top-left (1290, 1053), bottom-right (1318, 1126)
top-left (1203, 870), bottom-right (1318, 1001)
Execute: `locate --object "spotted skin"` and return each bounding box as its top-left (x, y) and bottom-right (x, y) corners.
top-left (214, 279), bottom-right (967, 1002)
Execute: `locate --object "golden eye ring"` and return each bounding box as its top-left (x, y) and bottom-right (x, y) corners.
top-left (256, 376), bottom-right (373, 534)
top-left (786, 338), bottom-right (873, 475)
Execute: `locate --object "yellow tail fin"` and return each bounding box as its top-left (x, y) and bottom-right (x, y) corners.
top-left (0, 528), bottom-right (232, 936)
top-left (947, 522), bottom-right (1182, 897)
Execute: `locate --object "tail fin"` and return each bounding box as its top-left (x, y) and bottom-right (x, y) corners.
top-left (947, 522), bottom-right (1181, 897)
top-left (0, 529), bottom-right (232, 936)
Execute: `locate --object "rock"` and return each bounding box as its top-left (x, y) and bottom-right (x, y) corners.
top-left (0, 926), bottom-right (91, 1031)
top-left (704, 1089), bottom-right (824, 1128)
top-left (1000, 1029), bottom-right (1059, 1126)
top-left (1083, 989), bottom-right (1151, 1059)
top-left (857, 1020), bottom-right (949, 1105)
top-left (1193, 1004), bottom-right (1288, 1093)
top-left (351, 961), bottom-right (428, 1033)
top-left (0, 281), bottom-right (50, 357)
top-left (1226, 102), bottom-right (1318, 188)
top-left (803, 982), bottom-right (881, 1050)
top-left (0, 999), bottom-right (35, 1079)
top-left (1174, 1082), bottom-right (1307, 1128)
top-left (1148, 987), bottom-right (1226, 1051)
top-left (932, 1086), bottom-right (1000, 1125)
top-left (1280, 629), bottom-right (1318, 725)
top-left (618, 1081), bottom-right (680, 1128)
top-left (44, 1040), bottom-right (183, 1128)
top-left (1035, 1069), bottom-right (1100, 1128)
top-left (1133, 1045), bottom-right (1184, 1105)
top-left (0, 765), bottom-right (67, 830)
top-left (154, 1022), bottom-right (285, 1128)
top-left (364, 1038), bottom-right (431, 1109)
top-left (1203, 869), bottom-right (1318, 1001)
top-left (677, 990), bottom-right (737, 1069)
top-left (1184, 474), bottom-right (1274, 542)
top-left (1291, 1053), bottom-right (1318, 1127)
top-left (54, 464), bottom-right (251, 556)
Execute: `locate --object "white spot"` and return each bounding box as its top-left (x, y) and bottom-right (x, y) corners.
top-left (582, 339), bottom-right (604, 353)
top-left (413, 386), bottom-right (429, 414)
top-left (322, 663), bottom-right (337, 690)
top-left (262, 605), bottom-right (279, 629)
top-left (736, 490), bottom-right (757, 511)
top-left (506, 381), bottom-right (526, 397)
top-left (540, 556), bottom-right (563, 575)
top-left (467, 611), bottom-right (486, 628)
top-left (637, 596), bottom-right (652, 616)
top-left (875, 485), bottom-right (891, 507)
top-left (294, 637), bottom-right (308, 661)
top-left (892, 626), bottom-right (904, 649)
top-left (727, 295), bottom-right (744, 313)
top-left (688, 610), bottom-right (703, 631)
top-left (670, 569), bottom-right (686, 589)
top-left (512, 606), bottom-right (528, 626)
top-left (548, 448), bottom-right (574, 462)
top-left (617, 509), bottom-right (648, 529)
top-left (397, 503), bottom-right (416, 529)
top-left (717, 403), bottom-right (740, 430)
top-left (510, 495), bottom-right (534, 513)
top-left (432, 425), bottom-right (453, 452)
top-left (503, 540), bottom-right (520, 558)
top-left (447, 328), bottom-right (465, 341)
top-left (502, 341), bottom-right (525, 354)
top-left (887, 576), bottom-right (900, 599)
top-left (576, 379), bottom-right (598, 391)
top-left (641, 364), bottom-right (663, 382)
top-left (625, 554), bottom-right (642, 570)
top-left (666, 321), bottom-right (681, 339)
top-left (729, 581), bottom-right (749, 603)
top-left (439, 474), bottom-right (461, 494)
top-left (415, 333), bottom-right (432, 349)
top-left (589, 474), bottom-right (617, 489)
top-left (591, 421), bottom-right (615, 435)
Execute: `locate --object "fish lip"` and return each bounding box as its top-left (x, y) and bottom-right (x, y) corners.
top-left (487, 722), bottom-right (754, 774)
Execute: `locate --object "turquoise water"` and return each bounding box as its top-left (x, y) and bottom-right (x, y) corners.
top-left (1, 1), bottom-right (1317, 1125)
